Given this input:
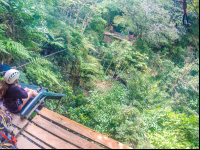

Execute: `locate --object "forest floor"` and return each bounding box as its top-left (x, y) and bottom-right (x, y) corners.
top-left (95, 81), bottom-right (113, 93)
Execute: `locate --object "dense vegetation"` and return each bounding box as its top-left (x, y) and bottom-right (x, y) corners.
top-left (0, 0), bottom-right (199, 148)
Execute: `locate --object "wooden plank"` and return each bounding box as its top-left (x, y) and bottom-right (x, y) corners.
top-left (8, 126), bottom-right (20, 137)
top-left (39, 108), bottom-right (131, 149)
top-left (32, 115), bottom-right (103, 149)
top-left (11, 113), bottom-right (29, 129)
top-left (17, 135), bottom-right (41, 149)
top-left (9, 125), bottom-right (51, 149)
top-left (24, 123), bottom-right (78, 149)
top-left (21, 131), bottom-right (52, 149)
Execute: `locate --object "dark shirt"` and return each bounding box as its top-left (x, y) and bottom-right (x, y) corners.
top-left (3, 84), bottom-right (28, 112)
top-left (183, 2), bottom-right (187, 11)
top-left (178, 1), bottom-right (187, 11)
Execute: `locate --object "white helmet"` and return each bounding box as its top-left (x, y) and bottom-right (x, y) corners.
top-left (4, 69), bottom-right (20, 84)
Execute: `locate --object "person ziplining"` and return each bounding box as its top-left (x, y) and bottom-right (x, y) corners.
top-left (177, 0), bottom-right (190, 27)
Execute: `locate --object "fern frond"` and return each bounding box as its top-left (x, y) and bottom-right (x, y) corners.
top-left (87, 55), bottom-right (101, 64)
top-left (81, 63), bottom-right (99, 74)
top-left (0, 28), bottom-right (5, 34)
top-left (0, 0), bottom-right (11, 9)
top-left (0, 40), bottom-right (8, 54)
top-left (55, 37), bottom-right (65, 41)
top-left (82, 38), bottom-right (96, 52)
top-left (32, 33), bottom-right (48, 42)
top-left (50, 41), bottom-right (64, 48)
top-left (6, 39), bottom-right (31, 58)
top-left (27, 57), bottom-right (53, 67)
top-left (46, 32), bottom-right (55, 41)
top-left (37, 68), bottom-right (61, 85)
top-left (26, 64), bottom-right (61, 86)
top-left (81, 55), bottom-right (102, 74)
top-left (24, 40), bottom-right (41, 50)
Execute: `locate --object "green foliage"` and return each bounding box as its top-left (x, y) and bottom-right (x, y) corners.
top-left (28, 112), bottom-right (37, 120)
top-left (0, 0), bottom-right (10, 9)
top-left (0, 0), bottom-right (199, 149)
top-left (88, 17), bottom-right (107, 33)
top-left (0, 40), bottom-right (7, 54)
top-left (112, 0), bottom-right (181, 46)
top-left (6, 40), bottom-right (31, 58)
top-left (18, 70), bottom-right (29, 84)
top-left (124, 67), bottom-right (170, 112)
top-left (0, 38), bottom-right (31, 64)
top-left (66, 83), bottom-right (152, 148)
top-left (143, 108), bottom-right (199, 149)
top-left (80, 55), bottom-right (102, 76)
top-left (25, 59), bottom-right (61, 87)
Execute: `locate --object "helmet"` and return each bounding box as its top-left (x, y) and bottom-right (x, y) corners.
top-left (4, 69), bottom-right (20, 84)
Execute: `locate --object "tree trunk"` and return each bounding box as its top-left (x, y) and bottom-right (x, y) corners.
top-left (81, 1), bottom-right (97, 34)
top-left (65, 61), bottom-right (69, 82)
top-left (132, 29), bottom-right (144, 46)
top-left (70, 60), bottom-right (76, 87)
top-left (65, 9), bottom-right (70, 22)
top-left (191, 34), bottom-right (199, 51)
top-left (74, 3), bottom-right (84, 29)
top-left (74, 3), bottom-right (80, 29)
top-left (69, 5), bottom-right (76, 25)
top-left (81, 12), bottom-right (89, 30)
top-left (116, 63), bottom-right (129, 78)
top-left (105, 52), bottom-right (118, 74)
top-left (82, 15), bottom-right (92, 34)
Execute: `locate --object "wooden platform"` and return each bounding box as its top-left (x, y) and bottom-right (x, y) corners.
top-left (9, 108), bottom-right (132, 149)
top-left (104, 32), bottom-right (132, 44)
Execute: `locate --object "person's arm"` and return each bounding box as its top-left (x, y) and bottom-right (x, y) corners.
top-left (177, 0), bottom-right (183, 3)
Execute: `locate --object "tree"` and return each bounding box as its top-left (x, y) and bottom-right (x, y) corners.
top-left (112, 0), bottom-right (181, 47)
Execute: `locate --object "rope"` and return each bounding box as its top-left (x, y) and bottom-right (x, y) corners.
top-left (0, 114), bottom-right (6, 130)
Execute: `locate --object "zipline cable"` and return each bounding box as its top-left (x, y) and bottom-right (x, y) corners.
top-left (0, 38), bottom-right (132, 77)
top-left (0, 40), bottom-right (131, 74)
top-left (0, 48), bottom-right (68, 74)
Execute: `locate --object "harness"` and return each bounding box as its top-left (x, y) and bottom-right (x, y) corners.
top-left (0, 110), bottom-right (18, 149)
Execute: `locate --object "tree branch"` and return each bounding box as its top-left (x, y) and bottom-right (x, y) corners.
top-left (189, 83), bottom-right (199, 94)
top-left (132, 32), bottom-right (145, 46)
top-left (175, 58), bottom-right (199, 85)
top-left (191, 34), bottom-right (199, 51)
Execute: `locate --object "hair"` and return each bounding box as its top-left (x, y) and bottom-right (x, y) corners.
top-left (0, 79), bottom-right (9, 97)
